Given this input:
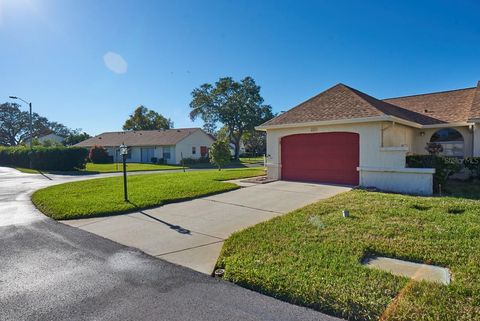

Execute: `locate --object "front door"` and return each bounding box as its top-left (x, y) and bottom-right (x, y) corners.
top-left (141, 148), bottom-right (154, 163)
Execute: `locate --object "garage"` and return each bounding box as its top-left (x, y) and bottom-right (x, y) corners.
top-left (280, 132), bottom-right (359, 185)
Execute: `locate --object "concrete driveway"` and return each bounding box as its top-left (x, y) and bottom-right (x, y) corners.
top-left (63, 180), bottom-right (350, 274)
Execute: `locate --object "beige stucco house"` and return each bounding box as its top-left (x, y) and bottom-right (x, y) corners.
top-left (257, 82), bottom-right (480, 195)
top-left (75, 128), bottom-right (214, 164)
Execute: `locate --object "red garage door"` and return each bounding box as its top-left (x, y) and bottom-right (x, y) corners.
top-left (281, 132), bottom-right (359, 185)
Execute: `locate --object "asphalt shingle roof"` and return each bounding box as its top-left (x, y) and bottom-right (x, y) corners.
top-left (75, 128), bottom-right (203, 147)
top-left (261, 82), bottom-right (480, 127)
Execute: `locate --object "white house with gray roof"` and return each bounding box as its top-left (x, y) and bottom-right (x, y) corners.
top-left (75, 128), bottom-right (215, 164)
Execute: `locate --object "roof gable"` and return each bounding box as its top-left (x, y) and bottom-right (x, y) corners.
top-left (261, 84), bottom-right (384, 127)
top-left (261, 82), bottom-right (479, 128)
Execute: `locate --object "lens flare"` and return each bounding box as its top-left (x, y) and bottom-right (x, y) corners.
top-left (103, 51), bottom-right (128, 74)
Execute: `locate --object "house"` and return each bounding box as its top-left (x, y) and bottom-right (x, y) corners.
top-left (257, 82), bottom-right (480, 195)
top-left (229, 141), bottom-right (246, 157)
top-left (75, 128), bottom-right (215, 164)
top-left (26, 133), bottom-right (65, 145)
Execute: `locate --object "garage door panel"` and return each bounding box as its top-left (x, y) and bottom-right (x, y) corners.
top-left (281, 132), bottom-right (359, 185)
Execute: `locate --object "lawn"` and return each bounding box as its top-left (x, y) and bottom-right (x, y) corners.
top-left (239, 156), bottom-right (264, 164)
top-left (32, 168), bottom-right (264, 220)
top-left (15, 162), bottom-right (183, 174)
top-left (217, 181), bottom-right (480, 321)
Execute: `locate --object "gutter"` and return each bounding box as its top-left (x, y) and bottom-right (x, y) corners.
top-left (256, 116), bottom-right (474, 131)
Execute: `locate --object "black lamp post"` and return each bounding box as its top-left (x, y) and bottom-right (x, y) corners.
top-left (119, 144), bottom-right (129, 202)
top-left (9, 96), bottom-right (33, 168)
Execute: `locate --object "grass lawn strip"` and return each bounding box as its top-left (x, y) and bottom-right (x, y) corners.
top-left (15, 162), bottom-right (183, 174)
top-left (32, 168), bottom-right (264, 220)
top-left (217, 183), bottom-right (480, 321)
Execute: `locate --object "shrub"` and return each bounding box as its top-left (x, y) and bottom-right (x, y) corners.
top-left (406, 155), bottom-right (462, 191)
top-left (181, 157), bottom-right (209, 165)
top-left (464, 157), bottom-right (480, 179)
top-left (209, 141), bottom-right (231, 170)
top-left (88, 145), bottom-right (112, 164)
top-left (0, 146), bottom-right (88, 171)
top-left (151, 157), bottom-right (158, 164)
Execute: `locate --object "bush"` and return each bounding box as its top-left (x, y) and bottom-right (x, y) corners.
top-left (181, 157), bottom-right (209, 165)
top-left (0, 146), bottom-right (88, 171)
top-left (464, 157), bottom-right (480, 179)
top-left (151, 157), bottom-right (158, 164)
top-left (89, 145), bottom-right (113, 164)
top-left (209, 141), bottom-right (231, 170)
top-left (406, 155), bottom-right (462, 191)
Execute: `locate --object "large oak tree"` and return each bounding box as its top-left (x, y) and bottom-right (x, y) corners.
top-left (0, 102), bottom-right (77, 146)
top-left (189, 76), bottom-right (273, 159)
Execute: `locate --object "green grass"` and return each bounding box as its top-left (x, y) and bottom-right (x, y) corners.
top-left (239, 156), bottom-right (264, 164)
top-left (217, 181), bottom-right (480, 321)
top-left (15, 162), bottom-right (183, 175)
top-left (32, 168), bottom-right (264, 220)
top-left (85, 162), bottom-right (183, 173)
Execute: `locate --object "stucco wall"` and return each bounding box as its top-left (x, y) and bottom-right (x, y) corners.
top-left (174, 129), bottom-right (215, 163)
top-left (358, 167), bottom-right (434, 195)
top-left (265, 122), bottom-right (408, 180)
top-left (410, 126), bottom-right (473, 157)
top-left (474, 123), bottom-right (480, 157)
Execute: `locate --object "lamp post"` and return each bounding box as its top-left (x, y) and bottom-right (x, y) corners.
top-left (119, 144), bottom-right (129, 202)
top-left (9, 96), bottom-right (33, 150)
top-left (9, 96), bottom-right (33, 168)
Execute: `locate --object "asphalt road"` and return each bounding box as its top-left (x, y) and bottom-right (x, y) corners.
top-left (0, 167), bottom-right (340, 321)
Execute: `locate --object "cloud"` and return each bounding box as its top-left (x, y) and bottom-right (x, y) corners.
top-left (103, 51), bottom-right (128, 74)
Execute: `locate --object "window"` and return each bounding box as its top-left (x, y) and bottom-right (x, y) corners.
top-left (192, 146), bottom-right (196, 155)
top-left (163, 146), bottom-right (171, 159)
top-left (430, 128), bottom-right (464, 157)
top-left (200, 146), bottom-right (208, 157)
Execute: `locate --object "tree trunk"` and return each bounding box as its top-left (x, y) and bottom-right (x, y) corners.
top-left (233, 133), bottom-right (242, 160)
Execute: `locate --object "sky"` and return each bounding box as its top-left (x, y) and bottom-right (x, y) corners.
top-left (0, 0), bottom-right (479, 135)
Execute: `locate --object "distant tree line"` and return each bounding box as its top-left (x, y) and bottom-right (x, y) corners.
top-left (0, 102), bottom-right (91, 147)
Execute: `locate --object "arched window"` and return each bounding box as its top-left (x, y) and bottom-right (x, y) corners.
top-left (430, 128), bottom-right (464, 157)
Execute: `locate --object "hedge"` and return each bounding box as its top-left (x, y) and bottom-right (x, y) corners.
top-left (0, 146), bottom-right (88, 171)
top-left (406, 155), bottom-right (462, 191)
top-left (464, 157), bottom-right (480, 179)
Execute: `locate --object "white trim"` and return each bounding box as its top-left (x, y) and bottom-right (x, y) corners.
top-left (256, 116), bottom-right (394, 131)
top-left (422, 122), bottom-right (472, 128)
top-left (357, 166), bottom-right (435, 174)
top-left (380, 146), bottom-right (409, 152)
top-left (257, 116), bottom-right (474, 131)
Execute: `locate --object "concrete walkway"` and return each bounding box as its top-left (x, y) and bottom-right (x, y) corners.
top-left (63, 180), bottom-right (351, 274)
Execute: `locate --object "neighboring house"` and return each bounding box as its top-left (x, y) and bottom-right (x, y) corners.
top-left (229, 141), bottom-right (246, 157)
top-left (26, 133), bottom-right (65, 145)
top-left (75, 128), bottom-right (215, 164)
top-left (257, 82), bottom-right (480, 195)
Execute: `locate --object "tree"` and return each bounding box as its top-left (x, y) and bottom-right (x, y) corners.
top-left (0, 103), bottom-right (30, 146)
top-left (123, 105), bottom-right (173, 131)
top-left (242, 130), bottom-right (267, 156)
top-left (209, 140), bottom-right (231, 170)
top-left (189, 76), bottom-right (274, 159)
top-left (64, 131), bottom-right (91, 146)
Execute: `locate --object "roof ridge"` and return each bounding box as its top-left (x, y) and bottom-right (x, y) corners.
top-left (262, 83), bottom-right (346, 126)
top-left (383, 86), bottom-right (476, 101)
top-left (98, 128), bottom-right (200, 135)
top-left (340, 84), bottom-right (393, 116)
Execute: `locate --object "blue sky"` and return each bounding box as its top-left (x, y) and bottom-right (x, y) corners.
top-left (1, 0), bottom-right (479, 135)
